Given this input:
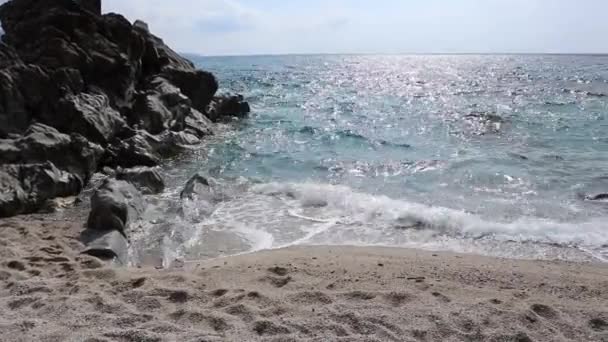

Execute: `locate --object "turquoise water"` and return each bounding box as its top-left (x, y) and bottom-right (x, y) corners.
top-left (134, 55), bottom-right (608, 265)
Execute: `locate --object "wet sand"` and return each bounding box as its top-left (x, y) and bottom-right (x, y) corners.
top-left (0, 215), bottom-right (607, 341)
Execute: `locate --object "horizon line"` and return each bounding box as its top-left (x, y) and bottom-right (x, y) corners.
top-left (182, 52), bottom-right (608, 58)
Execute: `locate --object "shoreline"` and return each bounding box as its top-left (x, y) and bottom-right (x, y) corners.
top-left (1, 215), bottom-right (607, 341)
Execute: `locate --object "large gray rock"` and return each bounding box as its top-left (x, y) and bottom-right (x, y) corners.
top-left (20, 124), bottom-right (102, 181)
top-left (162, 68), bottom-right (218, 114)
top-left (0, 123), bottom-right (104, 182)
top-left (87, 178), bottom-right (144, 236)
top-left (116, 166), bottom-right (165, 194)
top-left (0, 162), bottom-right (82, 217)
top-left (51, 92), bottom-right (127, 145)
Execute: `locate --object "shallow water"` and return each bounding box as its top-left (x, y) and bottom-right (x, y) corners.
top-left (131, 55), bottom-right (608, 265)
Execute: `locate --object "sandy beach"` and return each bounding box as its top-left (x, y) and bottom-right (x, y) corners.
top-left (0, 215), bottom-right (606, 342)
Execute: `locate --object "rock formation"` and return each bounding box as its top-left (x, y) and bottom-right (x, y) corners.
top-left (0, 0), bottom-right (250, 218)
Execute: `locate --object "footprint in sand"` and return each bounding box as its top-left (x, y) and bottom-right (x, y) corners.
top-left (6, 260), bottom-right (26, 271)
top-left (382, 292), bottom-right (413, 307)
top-left (288, 291), bottom-right (333, 305)
top-left (432, 292), bottom-right (451, 303)
top-left (253, 320), bottom-right (291, 336)
top-left (167, 290), bottom-right (189, 303)
top-left (211, 289), bottom-right (229, 297)
top-left (267, 266), bottom-right (289, 276)
top-left (530, 303), bottom-right (559, 319)
top-left (589, 318), bottom-right (608, 332)
top-left (340, 291), bottom-right (376, 301)
top-left (260, 275), bottom-right (292, 288)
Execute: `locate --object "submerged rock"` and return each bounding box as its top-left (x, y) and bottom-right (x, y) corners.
top-left (181, 173), bottom-right (211, 200)
top-left (585, 193), bottom-right (608, 202)
top-left (206, 94), bottom-right (251, 122)
top-left (116, 166), bottom-right (165, 195)
top-left (463, 111), bottom-right (505, 135)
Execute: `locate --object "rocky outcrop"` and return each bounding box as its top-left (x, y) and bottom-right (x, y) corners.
top-left (0, 0), bottom-right (250, 218)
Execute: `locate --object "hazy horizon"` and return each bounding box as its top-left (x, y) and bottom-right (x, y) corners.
top-left (184, 52), bottom-right (608, 58)
top-left (1, 0), bottom-right (607, 55)
top-left (102, 0), bottom-right (608, 56)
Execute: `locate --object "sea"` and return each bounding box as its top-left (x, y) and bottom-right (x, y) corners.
top-left (129, 54), bottom-right (608, 266)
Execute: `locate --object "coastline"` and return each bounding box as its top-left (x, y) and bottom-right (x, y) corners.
top-left (1, 214), bottom-right (606, 341)
top-left (0, 1), bottom-right (607, 341)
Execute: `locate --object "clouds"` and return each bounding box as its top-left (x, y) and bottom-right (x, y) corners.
top-left (103, 0), bottom-right (358, 55)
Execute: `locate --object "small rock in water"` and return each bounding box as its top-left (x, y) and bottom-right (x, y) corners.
top-left (585, 193), bottom-right (608, 201)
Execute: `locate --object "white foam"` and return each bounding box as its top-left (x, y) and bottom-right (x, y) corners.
top-left (136, 181), bottom-right (608, 264)
top-left (252, 182), bottom-right (608, 247)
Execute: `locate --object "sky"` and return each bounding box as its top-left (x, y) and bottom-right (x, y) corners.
top-left (1, 0), bottom-right (607, 55)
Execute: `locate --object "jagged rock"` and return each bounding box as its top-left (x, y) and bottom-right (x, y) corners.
top-left (87, 178), bottom-right (144, 235)
top-left (0, 162), bottom-right (82, 217)
top-left (0, 123), bottom-right (103, 182)
top-left (105, 132), bottom-right (162, 168)
top-left (133, 20), bottom-right (149, 33)
top-left (132, 93), bottom-right (173, 134)
top-left (164, 131), bottom-right (201, 148)
top-left (206, 94), bottom-right (251, 122)
top-left (163, 68), bottom-right (218, 114)
top-left (104, 127), bottom-right (207, 169)
top-left (50, 92), bottom-right (127, 145)
top-left (0, 41), bottom-right (22, 68)
top-left (76, 0), bottom-right (101, 15)
top-left (186, 108), bottom-right (214, 137)
top-left (51, 67), bottom-right (85, 95)
top-left (0, 43), bottom-right (55, 137)
top-left (116, 166), bottom-right (165, 194)
top-left (130, 76), bottom-right (192, 134)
